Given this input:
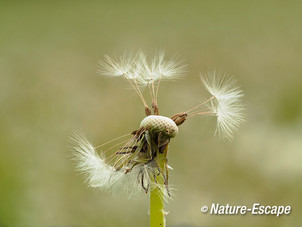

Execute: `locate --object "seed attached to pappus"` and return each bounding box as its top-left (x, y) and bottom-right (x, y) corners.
top-left (140, 115), bottom-right (178, 138)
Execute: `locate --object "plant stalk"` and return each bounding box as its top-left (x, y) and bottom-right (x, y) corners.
top-left (150, 144), bottom-right (168, 227)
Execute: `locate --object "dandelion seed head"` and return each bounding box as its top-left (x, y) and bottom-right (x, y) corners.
top-left (75, 51), bottom-right (245, 204)
top-left (140, 115), bottom-right (178, 138)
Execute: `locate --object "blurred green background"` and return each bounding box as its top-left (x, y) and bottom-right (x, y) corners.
top-left (1, 1), bottom-right (302, 226)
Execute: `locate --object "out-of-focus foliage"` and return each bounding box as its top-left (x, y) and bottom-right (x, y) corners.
top-left (0, 1), bottom-right (301, 226)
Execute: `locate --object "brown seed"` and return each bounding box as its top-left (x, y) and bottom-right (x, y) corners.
top-left (170, 112), bottom-right (188, 126)
top-left (145, 106), bottom-right (151, 116)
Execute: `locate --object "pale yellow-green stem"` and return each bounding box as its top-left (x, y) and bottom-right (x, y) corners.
top-left (150, 144), bottom-right (168, 227)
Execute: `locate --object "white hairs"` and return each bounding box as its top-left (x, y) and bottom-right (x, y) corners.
top-left (201, 72), bottom-right (245, 140)
top-left (72, 132), bottom-right (170, 199)
top-left (98, 50), bottom-right (186, 86)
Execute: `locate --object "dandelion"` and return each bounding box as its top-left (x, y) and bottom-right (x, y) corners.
top-left (72, 51), bottom-right (244, 227)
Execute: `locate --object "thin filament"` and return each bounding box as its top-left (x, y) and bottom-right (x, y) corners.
top-left (155, 75), bottom-right (162, 105)
top-left (186, 96), bottom-right (216, 113)
top-left (102, 139), bottom-right (133, 154)
top-left (188, 111), bottom-right (217, 118)
top-left (106, 135), bottom-right (138, 163)
top-left (133, 78), bottom-right (148, 107)
top-left (151, 79), bottom-right (156, 103)
top-left (188, 106), bottom-right (212, 116)
top-left (148, 83), bottom-right (154, 104)
top-left (110, 129), bottom-right (146, 167)
top-left (124, 75), bottom-right (148, 107)
top-left (93, 133), bottom-right (131, 149)
top-left (111, 138), bottom-right (138, 167)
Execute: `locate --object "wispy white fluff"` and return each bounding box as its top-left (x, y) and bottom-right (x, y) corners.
top-left (156, 51), bottom-right (186, 79)
top-left (99, 52), bottom-right (135, 77)
top-left (201, 72), bottom-right (245, 140)
top-left (136, 50), bottom-right (186, 84)
top-left (98, 50), bottom-right (186, 86)
top-left (72, 132), bottom-right (168, 199)
top-left (72, 132), bottom-right (117, 188)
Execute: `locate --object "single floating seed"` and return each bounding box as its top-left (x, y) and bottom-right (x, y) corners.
top-left (140, 115), bottom-right (178, 138)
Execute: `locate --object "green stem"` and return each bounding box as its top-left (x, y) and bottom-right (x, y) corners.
top-left (150, 145), bottom-right (168, 227)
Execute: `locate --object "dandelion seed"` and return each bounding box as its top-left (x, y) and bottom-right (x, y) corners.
top-left (200, 71), bottom-right (245, 140)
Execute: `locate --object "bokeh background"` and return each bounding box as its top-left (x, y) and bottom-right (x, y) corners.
top-left (1, 1), bottom-right (302, 226)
